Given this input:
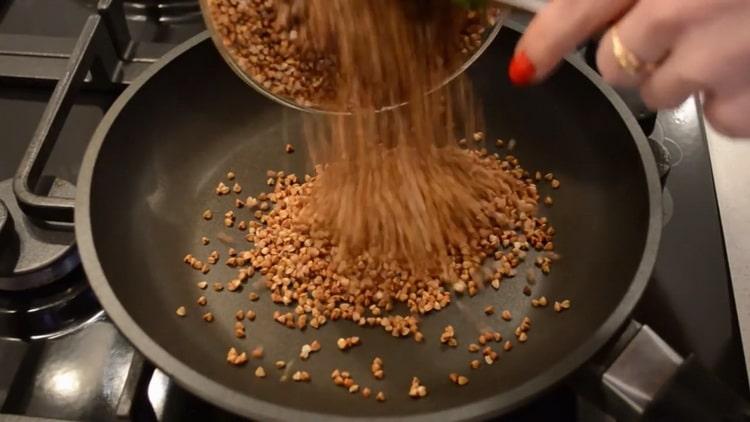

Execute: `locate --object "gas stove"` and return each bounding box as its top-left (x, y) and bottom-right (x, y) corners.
top-left (0, 1), bottom-right (747, 420)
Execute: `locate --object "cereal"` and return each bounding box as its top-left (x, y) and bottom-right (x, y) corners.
top-left (234, 322), bottom-right (246, 339)
top-left (449, 373), bottom-right (469, 386)
top-left (216, 182), bottom-right (230, 196)
top-left (214, 147), bottom-right (556, 340)
top-left (336, 337), bottom-right (361, 351)
top-left (440, 325), bottom-right (458, 347)
top-left (292, 371), bottom-right (311, 382)
top-left (408, 377), bottom-right (428, 398)
top-left (371, 357), bottom-right (384, 379)
top-left (555, 299), bottom-right (572, 312)
top-left (255, 366), bottom-right (266, 378)
top-left (501, 310), bottom-right (512, 321)
top-left (299, 343), bottom-right (320, 360)
top-left (226, 279), bottom-right (241, 292)
top-left (226, 347), bottom-right (247, 366)
top-left (532, 296), bottom-right (549, 308)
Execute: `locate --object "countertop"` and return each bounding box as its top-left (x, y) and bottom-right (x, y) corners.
top-left (705, 115), bottom-right (750, 386)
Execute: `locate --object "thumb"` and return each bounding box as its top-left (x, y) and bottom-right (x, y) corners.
top-left (509, 0), bottom-right (635, 85)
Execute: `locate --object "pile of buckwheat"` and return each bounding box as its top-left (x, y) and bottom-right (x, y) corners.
top-left (184, 138), bottom-right (556, 340)
top-left (246, 146), bottom-right (554, 337)
top-left (179, 138), bottom-right (571, 400)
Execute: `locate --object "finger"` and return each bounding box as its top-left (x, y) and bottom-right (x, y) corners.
top-left (672, 4), bottom-right (750, 95)
top-left (639, 57), bottom-right (703, 110)
top-left (510, 0), bottom-right (635, 85)
top-left (640, 3), bottom-right (750, 111)
top-left (596, 0), bottom-right (684, 88)
top-left (704, 89), bottom-right (750, 138)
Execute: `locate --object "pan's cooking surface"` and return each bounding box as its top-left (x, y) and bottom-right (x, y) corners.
top-left (78, 29), bottom-right (659, 419)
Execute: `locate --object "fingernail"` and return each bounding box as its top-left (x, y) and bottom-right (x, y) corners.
top-left (508, 51), bottom-right (536, 86)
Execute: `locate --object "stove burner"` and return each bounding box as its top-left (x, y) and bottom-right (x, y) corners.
top-left (0, 178), bottom-right (79, 292)
top-left (0, 266), bottom-right (103, 340)
top-left (124, 0), bottom-right (201, 24)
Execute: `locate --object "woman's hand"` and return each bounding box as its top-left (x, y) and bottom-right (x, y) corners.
top-left (509, 0), bottom-right (750, 137)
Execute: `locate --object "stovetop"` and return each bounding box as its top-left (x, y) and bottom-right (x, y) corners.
top-left (0, 1), bottom-right (747, 421)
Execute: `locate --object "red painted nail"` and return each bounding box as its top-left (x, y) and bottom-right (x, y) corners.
top-left (508, 51), bottom-right (536, 86)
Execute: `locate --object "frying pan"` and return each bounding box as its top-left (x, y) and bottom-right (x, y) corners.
top-left (11, 11), bottom-right (746, 420)
top-left (76, 29), bottom-right (660, 419)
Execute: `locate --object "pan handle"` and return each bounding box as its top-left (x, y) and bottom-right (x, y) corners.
top-left (13, 1), bottom-right (126, 223)
top-left (575, 321), bottom-right (750, 421)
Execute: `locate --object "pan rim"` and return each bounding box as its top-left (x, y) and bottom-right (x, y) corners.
top-left (76, 29), bottom-right (662, 421)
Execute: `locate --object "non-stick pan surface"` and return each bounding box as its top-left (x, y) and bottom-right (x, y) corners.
top-left (76, 27), bottom-right (661, 420)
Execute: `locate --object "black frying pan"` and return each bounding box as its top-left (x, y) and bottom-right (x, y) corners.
top-left (74, 28), bottom-right (663, 420)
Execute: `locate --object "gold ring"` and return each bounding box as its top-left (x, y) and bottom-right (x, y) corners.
top-left (612, 26), bottom-right (654, 76)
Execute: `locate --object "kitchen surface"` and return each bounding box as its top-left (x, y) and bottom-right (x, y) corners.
top-left (0, 1), bottom-right (748, 420)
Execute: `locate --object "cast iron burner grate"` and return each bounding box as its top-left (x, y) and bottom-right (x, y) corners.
top-left (0, 177), bottom-right (79, 291)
